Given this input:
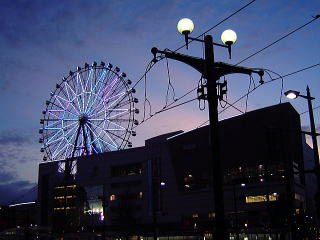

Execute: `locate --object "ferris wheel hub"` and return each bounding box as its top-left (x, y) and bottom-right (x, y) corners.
top-left (78, 114), bottom-right (88, 124)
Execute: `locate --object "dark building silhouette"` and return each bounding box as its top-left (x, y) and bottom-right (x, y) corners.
top-left (37, 103), bottom-right (317, 240)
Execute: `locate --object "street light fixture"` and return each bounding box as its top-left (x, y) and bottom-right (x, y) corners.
top-left (284, 90), bottom-right (301, 100)
top-left (284, 86), bottom-right (320, 217)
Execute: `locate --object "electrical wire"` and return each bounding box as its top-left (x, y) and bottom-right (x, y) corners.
top-left (133, 97), bottom-right (198, 128)
top-left (236, 15), bottom-right (320, 65)
top-left (164, 57), bottom-right (177, 108)
top-left (195, 62), bottom-right (320, 128)
top-left (300, 106), bottom-right (320, 115)
top-left (131, 0), bottom-right (259, 128)
top-left (174, 0), bottom-right (258, 52)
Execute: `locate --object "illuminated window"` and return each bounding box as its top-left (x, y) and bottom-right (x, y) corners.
top-left (110, 195), bottom-right (116, 201)
top-left (139, 192), bottom-right (143, 198)
top-left (295, 193), bottom-right (304, 202)
top-left (246, 195), bottom-right (267, 203)
top-left (192, 213), bottom-right (198, 218)
top-left (246, 194), bottom-right (278, 203)
top-left (208, 212), bottom-right (215, 218)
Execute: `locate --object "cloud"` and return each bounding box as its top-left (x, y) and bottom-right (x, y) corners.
top-left (0, 180), bottom-right (37, 205)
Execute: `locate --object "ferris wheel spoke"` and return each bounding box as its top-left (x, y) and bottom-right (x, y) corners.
top-left (86, 75), bottom-right (118, 114)
top-left (87, 121), bottom-right (119, 148)
top-left (46, 129), bottom-right (64, 145)
top-left (51, 137), bottom-right (67, 159)
top-left (64, 82), bottom-right (81, 114)
top-left (107, 109), bottom-right (129, 120)
top-left (92, 91), bottom-right (126, 115)
top-left (53, 139), bottom-right (69, 160)
top-left (86, 124), bottom-right (104, 153)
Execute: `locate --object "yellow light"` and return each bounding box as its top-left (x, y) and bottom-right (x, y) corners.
top-left (221, 29), bottom-right (237, 45)
top-left (177, 18), bottom-right (194, 34)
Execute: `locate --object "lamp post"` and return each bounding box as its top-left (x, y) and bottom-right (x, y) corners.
top-left (284, 86), bottom-right (320, 216)
top-left (152, 18), bottom-right (264, 240)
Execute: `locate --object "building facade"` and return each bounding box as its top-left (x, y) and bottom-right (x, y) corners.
top-left (37, 103), bottom-right (316, 240)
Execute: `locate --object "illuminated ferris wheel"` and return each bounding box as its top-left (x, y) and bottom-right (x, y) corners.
top-left (39, 61), bottom-right (139, 161)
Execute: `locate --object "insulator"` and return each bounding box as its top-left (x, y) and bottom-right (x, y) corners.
top-left (56, 84), bottom-right (60, 89)
top-left (131, 131), bottom-right (136, 136)
top-left (77, 66), bottom-right (81, 71)
top-left (42, 110), bottom-right (46, 115)
top-left (100, 61), bottom-right (105, 67)
top-left (46, 100), bottom-right (50, 105)
top-left (133, 98), bottom-right (138, 103)
top-left (115, 67), bottom-right (120, 72)
top-left (62, 77), bottom-right (67, 81)
top-left (108, 63), bottom-right (113, 69)
top-left (127, 79), bottom-right (132, 85)
top-left (39, 138), bottom-right (43, 143)
top-left (134, 120), bottom-right (139, 125)
top-left (84, 62), bottom-right (89, 68)
top-left (40, 119), bottom-right (44, 124)
top-left (43, 156), bottom-right (47, 161)
top-left (39, 129), bottom-right (43, 134)
top-left (128, 142), bottom-right (132, 148)
top-left (130, 88), bottom-right (136, 94)
top-left (121, 72), bottom-right (126, 78)
top-left (69, 71), bottom-right (74, 76)
top-left (50, 92), bottom-right (54, 96)
top-left (134, 108), bottom-right (139, 114)
top-left (93, 61), bottom-right (97, 66)
top-left (40, 148), bottom-right (44, 152)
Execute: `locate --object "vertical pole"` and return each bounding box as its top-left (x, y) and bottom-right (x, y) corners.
top-left (204, 35), bottom-right (227, 240)
top-left (306, 86), bottom-right (320, 216)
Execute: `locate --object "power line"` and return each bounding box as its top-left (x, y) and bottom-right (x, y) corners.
top-left (134, 97), bottom-right (198, 128)
top-left (133, 1), bottom-right (258, 127)
top-left (236, 15), bottom-right (320, 65)
top-left (195, 62), bottom-right (320, 128)
top-left (174, 0), bottom-right (258, 52)
top-left (300, 106), bottom-right (320, 115)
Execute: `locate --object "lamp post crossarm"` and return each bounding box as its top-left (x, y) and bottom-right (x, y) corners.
top-left (299, 94), bottom-right (315, 100)
top-left (152, 47), bottom-right (205, 74)
top-left (151, 47), bottom-right (264, 79)
top-left (213, 62), bottom-right (263, 78)
top-left (187, 36), bottom-right (229, 48)
top-left (301, 130), bottom-right (320, 136)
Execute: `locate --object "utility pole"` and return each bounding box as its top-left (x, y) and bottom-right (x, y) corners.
top-left (306, 86), bottom-right (320, 218)
top-left (152, 35), bottom-right (263, 240)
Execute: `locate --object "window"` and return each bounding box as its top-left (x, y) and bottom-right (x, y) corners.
top-left (295, 193), bottom-right (304, 202)
top-left (192, 213), bottom-right (198, 218)
top-left (110, 195), bottom-right (116, 201)
top-left (245, 194), bottom-right (278, 203)
top-left (111, 180), bottom-right (142, 188)
top-left (111, 163), bottom-right (143, 177)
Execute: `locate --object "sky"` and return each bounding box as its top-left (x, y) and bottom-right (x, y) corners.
top-left (0, 0), bottom-right (319, 204)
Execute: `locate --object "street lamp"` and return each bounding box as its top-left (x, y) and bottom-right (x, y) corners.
top-left (284, 86), bottom-right (320, 216)
top-left (151, 18), bottom-right (263, 240)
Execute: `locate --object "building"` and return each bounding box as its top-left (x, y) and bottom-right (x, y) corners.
top-left (37, 103), bottom-right (317, 240)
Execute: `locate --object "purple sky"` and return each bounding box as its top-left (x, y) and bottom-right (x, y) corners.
top-left (0, 0), bottom-right (319, 204)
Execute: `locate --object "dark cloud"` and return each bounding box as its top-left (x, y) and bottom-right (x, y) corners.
top-left (0, 129), bottom-right (35, 145)
top-left (0, 180), bottom-right (37, 205)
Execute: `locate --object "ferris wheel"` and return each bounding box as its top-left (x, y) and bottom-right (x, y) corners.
top-left (39, 61), bottom-right (139, 161)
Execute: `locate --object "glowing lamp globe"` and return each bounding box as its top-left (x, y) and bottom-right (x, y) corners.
top-left (284, 90), bottom-right (300, 99)
top-left (177, 18), bottom-right (194, 35)
top-left (221, 29), bottom-right (237, 45)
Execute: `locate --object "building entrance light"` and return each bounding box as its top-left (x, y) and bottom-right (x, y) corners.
top-left (284, 90), bottom-right (300, 99)
top-left (221, 29), bottom-right (237, 45)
